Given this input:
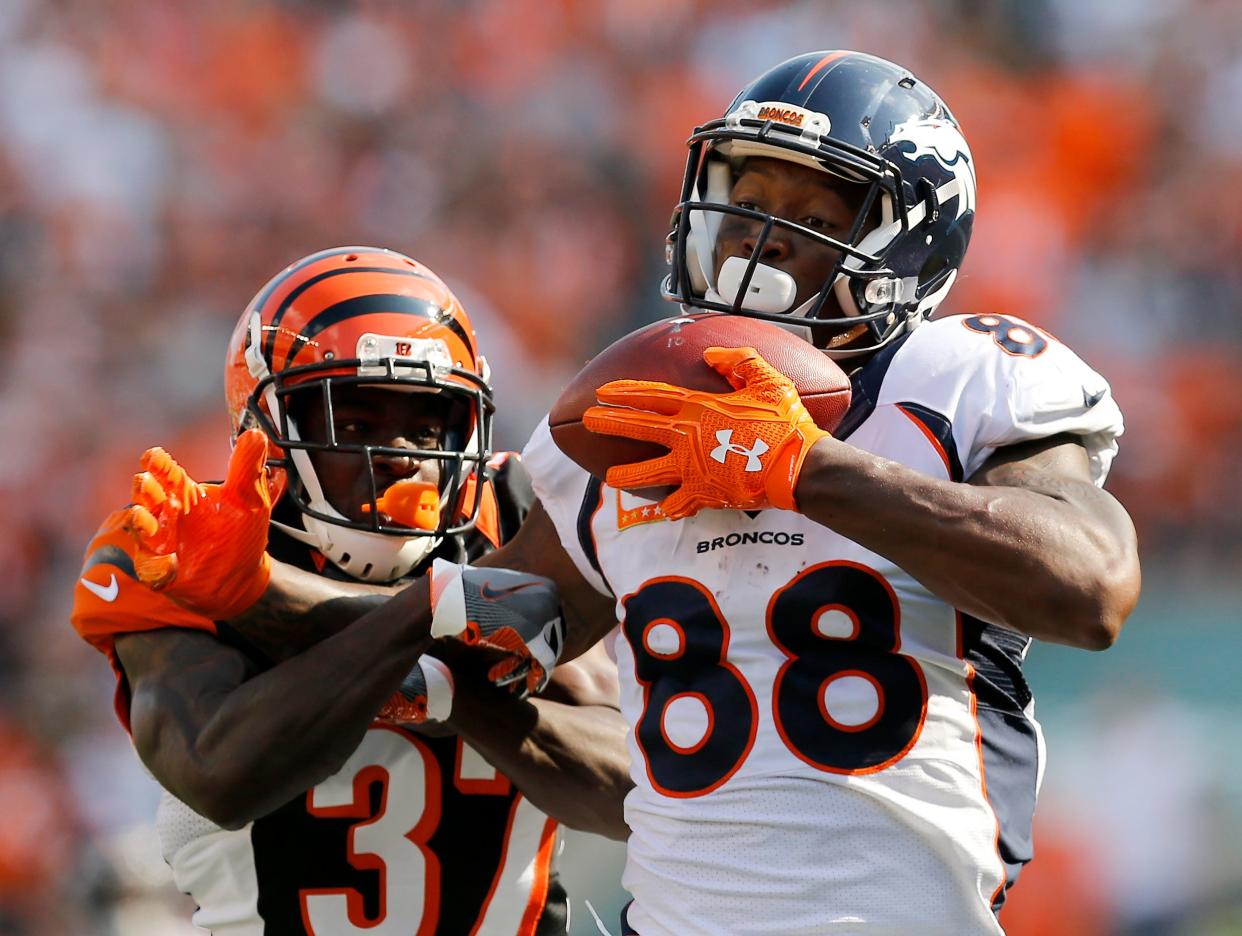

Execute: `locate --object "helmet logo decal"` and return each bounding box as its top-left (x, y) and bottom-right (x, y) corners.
top-left (889, 119), bottom-right (976, 216)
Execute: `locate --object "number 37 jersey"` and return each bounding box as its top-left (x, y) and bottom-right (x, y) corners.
top-left (524, 315), bottom-right (1124, 936)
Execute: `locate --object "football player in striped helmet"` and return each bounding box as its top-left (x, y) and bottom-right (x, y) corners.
top-left (73, 247), bottom-right (630, 936)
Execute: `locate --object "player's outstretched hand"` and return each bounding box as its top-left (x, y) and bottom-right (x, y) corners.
top-left (121, 429), bottom-right (275, 620)
top-left (427, 559), bottom-right (564, 699)
top-left (583, 346), bottom-right (830, 519)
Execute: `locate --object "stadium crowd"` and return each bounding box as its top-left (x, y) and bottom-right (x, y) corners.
top-left (1, 0), bottom-right (1239, 932)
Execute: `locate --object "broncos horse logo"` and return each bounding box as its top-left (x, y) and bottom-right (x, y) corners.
top-left (888, 118), bottom-right (977, 217)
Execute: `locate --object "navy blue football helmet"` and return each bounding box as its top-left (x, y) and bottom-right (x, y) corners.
top-left (662, 51), bottom-right (976, 358)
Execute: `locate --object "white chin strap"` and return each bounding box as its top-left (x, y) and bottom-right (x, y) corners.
top-left (280, 507), bottom-right (439, 583)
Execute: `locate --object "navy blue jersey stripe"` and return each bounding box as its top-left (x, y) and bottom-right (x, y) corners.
top-left (895, 401), bottom-right (964, 481)
top-left (83, 544), bottom-right (137, 581)
top-left (962, 613), bottom-right (1038, 913)
top-left (975, 702), bottom-right (1039, 913)
top-left (620, 900), bottom-right (639, 935)
top-left (576, 476), bottom-right (610, 593)
top-left (834, 331), bottom-right (912, 441)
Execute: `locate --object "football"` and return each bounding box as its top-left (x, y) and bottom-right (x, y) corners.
top-left (549, 313), bottom-right (852, 483)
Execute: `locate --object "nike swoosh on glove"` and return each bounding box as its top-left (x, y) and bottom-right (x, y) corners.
top-left (428, 559), bottom-right (565, 698)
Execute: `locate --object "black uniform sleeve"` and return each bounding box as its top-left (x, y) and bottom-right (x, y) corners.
top-left (486, 454), bottom-right (536, 545)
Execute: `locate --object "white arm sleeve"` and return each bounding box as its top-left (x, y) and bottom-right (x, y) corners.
top-left (879, 316), bottom-right (1125, 485)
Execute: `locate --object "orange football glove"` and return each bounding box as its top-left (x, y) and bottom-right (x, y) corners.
top-left (582, 346), bottom-right (830, 520)
top-left (121, 428), bottom-right (275, 619)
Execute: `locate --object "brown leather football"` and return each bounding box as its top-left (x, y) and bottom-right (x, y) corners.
top-left (549, 313), bottom-right (852, 482)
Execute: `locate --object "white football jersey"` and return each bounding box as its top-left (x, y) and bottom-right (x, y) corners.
top-left (524, 315), bottom-right (1124, 936)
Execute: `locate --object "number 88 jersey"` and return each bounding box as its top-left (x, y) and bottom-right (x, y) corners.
top-left (524, 315), bottom-right (1124, 936)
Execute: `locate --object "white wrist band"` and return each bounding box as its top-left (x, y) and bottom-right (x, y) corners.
top-left (429, 558), bottom-right (468, 639)
top-left (419, 655), bottom-right (455, 722)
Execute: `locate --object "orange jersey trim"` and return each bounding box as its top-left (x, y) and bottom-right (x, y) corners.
top-left (458, 475), bottom-right (501, 548)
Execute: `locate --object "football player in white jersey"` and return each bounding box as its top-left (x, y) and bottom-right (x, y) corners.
top-left (500, 51), bottom-right (1140, 934)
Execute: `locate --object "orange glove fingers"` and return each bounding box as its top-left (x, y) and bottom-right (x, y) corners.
top-left (131, 472), bottom-right (168, 513)
top-left (222, 428), bottom-right (272, 510)
top-left (523, 664), bottom-right (550, 695)
top-left (123, 500), bottom-right (180, 556)
top-left (703, 347), bottom-right (797, 406)
top-left (134, 552), bottom-right (178, 590)
top-left (141, 447), bottom-right (200, 510)
top-left (604, 452), bottom-right (683, 491)
top-left (593, 379), bottom-right (696, 414)
top-left (488, 656), bottom-right (524, 684)
top-left (121, 503), bottom-right (160, 538)
top-left (659, 488), bottom-right (715, 521)
top-left (583, 404), bottom-right (682, 449)
top-left (702, 346), bottom-right (769, 390)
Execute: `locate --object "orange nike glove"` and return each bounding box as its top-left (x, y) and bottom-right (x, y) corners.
top-left (582, 346), bottom-right (829, 520)
top-left (121, 428), bottom-right (275, 619)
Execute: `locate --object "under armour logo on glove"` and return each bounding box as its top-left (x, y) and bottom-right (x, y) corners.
top-left (583, 346), bottom-right (831, 519)
top-left (709, 429), bottom-right (769, 472)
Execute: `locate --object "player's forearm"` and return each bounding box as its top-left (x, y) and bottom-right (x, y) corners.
top-left (795, 437), bottom-right (1139, 648)
top-left (195, 581), bottom-right (435, 824)
top-left (447, 683), bottom-right (632, 840)
top-left (226, 559), bottom-right (403, 662)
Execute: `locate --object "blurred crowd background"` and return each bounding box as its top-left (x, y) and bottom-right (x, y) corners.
top-left (1, 0), bottom-right (1240, 933)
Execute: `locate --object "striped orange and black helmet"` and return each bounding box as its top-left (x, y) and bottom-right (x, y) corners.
top-left (225, 247), bottom-right (494, 581)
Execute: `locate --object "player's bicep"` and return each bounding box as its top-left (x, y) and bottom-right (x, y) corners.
top-left (968, 433), bottom-right (1093, 490)
top-left (116, 628), bottom-right (254, 799)
top-left (969, 433), bottom-right (1139, 561)
top-left (475, 499), bottom-right (617, 661)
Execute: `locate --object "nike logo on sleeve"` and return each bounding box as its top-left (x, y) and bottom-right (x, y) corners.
top-left (80, 573), bottom-right (120, 602)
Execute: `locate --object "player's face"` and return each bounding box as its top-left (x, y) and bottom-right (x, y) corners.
top-left (713, 157), bottom-right (873, 311)
top-left (292, 385), bottom-right (454, 524)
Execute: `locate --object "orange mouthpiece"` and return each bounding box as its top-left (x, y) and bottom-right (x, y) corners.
top-left (361, 480), bottom-right (441, 531)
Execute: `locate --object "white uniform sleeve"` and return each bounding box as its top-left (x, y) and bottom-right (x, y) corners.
top-left (878, 316), bottom-right (1125, 485)
top-left (520, 417), bottom-right (612, 596)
